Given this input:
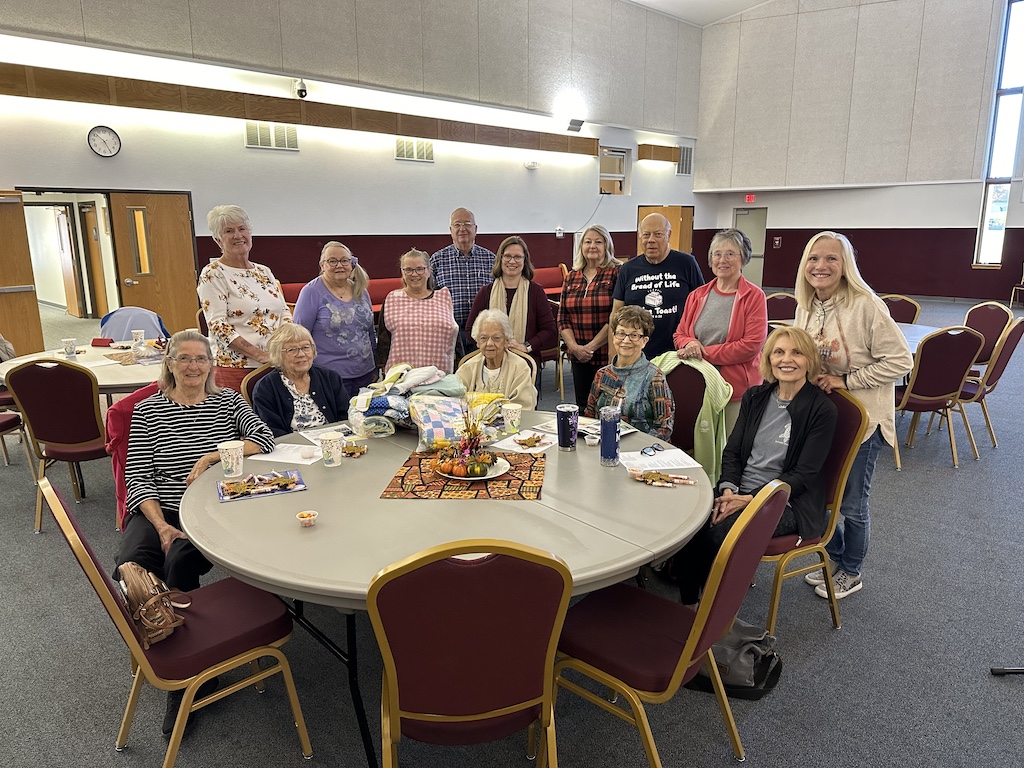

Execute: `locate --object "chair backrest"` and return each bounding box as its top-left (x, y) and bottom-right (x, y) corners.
top-left (195, 308), bottom-right (209, 336)
top-left (241, 364), bottom-right (274, 406)
top-left (963, 301), bottom-right (1013, 367)
top-left (976, 317), bottom-right (1024, 396)
top-left (367, 539), bottom-right (572, 740)
top-left (898, 327), bottom-right (984, 408)
top-left (880, 294), bottom-right (922, 324)
top-left (818, 390), bottom-right (869, 541)
top-left (100, 306), bottom-right (171, 341)
top-left (6, 359), bottom-right (104, 456)
top-left (539, 299), bottom-right (562, 362)
top-left (678, 481), bottom-right (790, 681)
top-left (764, 292), bottom-right (797, 322)
top-left (40, 478), bottom-right (157, 676)
top-left (665, 363), bottom-right (707, 453)
top-left (105, 382), bottom-right (162, 530)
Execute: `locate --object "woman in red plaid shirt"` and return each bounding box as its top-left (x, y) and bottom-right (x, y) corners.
top-left (558, 225), bottom-right (620, 407)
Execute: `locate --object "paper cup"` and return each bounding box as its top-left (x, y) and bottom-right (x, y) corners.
top-left (297, 510), bottom-right (318, 528)
top-left (131, 330), bottom-right (146, 343)
top-left (501, 403), bottom-right (523, 433)
top-left (217, 440), bottom-right (245, 478)
top-left (319, 431), bottom-right (345, 467)
top-left (584, 434), bottom-right (600, 447)
top-left (61, 338), bottom-right (77, 358)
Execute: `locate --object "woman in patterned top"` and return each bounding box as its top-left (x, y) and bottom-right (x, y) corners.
top-left (252, 324), bottom-right (349, 437)
top-left (585, 305), bottom-right (674, 441)
top-left (558, 225), bottom-right (620, 407)
top-left (376, 249), bottom-right (460, 374)
top-left (292, 241), bottom-right (377, 395)
top-left (198, 205), bottom-right (291, 392)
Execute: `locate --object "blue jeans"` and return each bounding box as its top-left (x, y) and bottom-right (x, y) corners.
top-left (826, 426), bottom-right (884, 577)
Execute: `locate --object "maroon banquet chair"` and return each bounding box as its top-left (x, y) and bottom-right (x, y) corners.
top-left (554, 480), bottom-right (790, 766)
top-left (0, 409), bottom-right (32, 469)
top-left (894, 326), bottom-right (983, 469)
top-left (954, 318), bottom-right (1024, 452)
top-left (367, 540), bottom-right (572, 768)
top-left (665, 363), bottom-right (707, 454)
top-left (880, 294), bottom-right (922, 324)
top-left (765, 292), bottom-right (797, 323)
top-left (5, 358), bottom-right (108, 532)
top-left (40, 478), bottom-right (313, 768)
top-left (963, 301), bottom-right (1012, 369)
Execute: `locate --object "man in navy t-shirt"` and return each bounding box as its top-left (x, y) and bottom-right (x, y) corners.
top-left (611, 213), bottom-right (704, 358)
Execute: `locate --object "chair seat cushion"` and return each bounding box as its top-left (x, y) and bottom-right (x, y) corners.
top-left (959, 380), bottom-right (984, 401)
top-left (763, 534), bottom-right (821, 556)
top-left (0, 388), bottom-right (15, 408)
top-left (402, 706), bottom-right (540, 746)
top-left (0, 411), bottom-right (22, 430)
top-left (145, 577), bottom-right (292, 681)
top-left (558, 583), bottom-right (698, 693)
top-left (42, 438), bottom-right (108, 462)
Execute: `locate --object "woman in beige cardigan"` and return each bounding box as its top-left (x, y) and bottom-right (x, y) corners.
top-left (794, 231), bottom-right (912, 601)
top-left (456, 309), bottom-right (537, 410)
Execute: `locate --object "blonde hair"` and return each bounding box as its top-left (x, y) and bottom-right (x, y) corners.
top-left (794, 231), bottom-right (875, 311)
top-left (266, 323), bottom-right (316, 369)
top-left (759, 326), bottom-right (822, 383)
top-left (320, 241), bottom-right (369, 300)
top-left (573, 226), bottom-right (617, 270)
top-left (159, 331), bottom-right (220, 394)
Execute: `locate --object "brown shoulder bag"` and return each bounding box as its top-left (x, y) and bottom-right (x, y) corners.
top-left (118, 561), bottom-right (191, 649)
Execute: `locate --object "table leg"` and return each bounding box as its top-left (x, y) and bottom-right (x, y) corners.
top-left (286, 600), bottom-right (378, 768)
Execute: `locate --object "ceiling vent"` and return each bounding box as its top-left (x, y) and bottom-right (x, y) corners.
top-left (245, 121), bottom-right (298, 151)
top-left (677, 146), bottom-right (693, 176)
top-left (395, 137), bottom-right (434, 163)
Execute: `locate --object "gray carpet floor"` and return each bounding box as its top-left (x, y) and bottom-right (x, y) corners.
top-left (2, 298), bottom-right (1022, 767)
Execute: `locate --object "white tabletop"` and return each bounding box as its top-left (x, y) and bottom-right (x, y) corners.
top-left (180, 412), bottom-right (713, 611)
top-left (896, 322), bottom-right (943, 352)
top-left (0, 346), bottom-right (160, 394)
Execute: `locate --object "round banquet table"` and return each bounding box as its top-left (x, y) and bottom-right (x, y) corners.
top-left (179, 412), bottom-right (713, 611)
top-left (0, 346), bottom-right (160, 394)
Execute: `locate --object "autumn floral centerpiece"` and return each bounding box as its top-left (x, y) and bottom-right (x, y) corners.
top-left (432, 404), bottom-right (495, 478)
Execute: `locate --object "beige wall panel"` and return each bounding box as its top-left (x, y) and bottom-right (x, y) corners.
top-left (0, 0), bottom-right (86, 40)
top-left (731, 14), bottom-right (798, 188)
top-left (643, 14), bottom-right (679, 132)
top-left (355, 0), bottom-right (423, 92)
top-left (742, 0), bottom-right (799, 20)
top-left (570, 0), bottom-right (612, 126)
top-left (785, 6), bottom-right (857, 185)
top-left (422, 0), bottom-right (479, 100)
top-left (606, 1), bottom-right (647, 130)
top-left (81, 0), bottom-right (192, 55)
top-left (973, 0), bottom-right (1004, 179)
top-left (280, 0), bottom-right (358, 84)
top-left (190, 0), bottom-right (283, 71)
top-left (798, 0), bottom-right (858, 12)
top-left (674, 22), bottom-right (701, 138)
top-left (695, 21), bottom-right (740, 189)
top-left (479, 0), bottom-right (529, 108)
top-left (528, 0), bottom-right (572, 114)
top-left (844, 0), bottom-right (924, 184)
top-left (908, 0), bottom-right (998, 181)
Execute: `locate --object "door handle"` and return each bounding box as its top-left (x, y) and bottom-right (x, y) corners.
top-left (124, 278), bottom-right (140, 286)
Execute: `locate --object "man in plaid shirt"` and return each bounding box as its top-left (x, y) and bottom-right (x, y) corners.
top-left (430, 207), bottom-right (496, 353)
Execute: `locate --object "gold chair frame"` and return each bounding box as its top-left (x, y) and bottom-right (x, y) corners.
top-left (879, 293), bottom-right (922, 324)
top-left (963, 300), bottom-right (1013, 367)
top-left (367, 539), bottom-right (572, 768)
top-left (41, 478), bottom-right (313, 768)
top-left (761, 390), bottom-right (869, 635)
top-left (240, 363), bottom-right (274, 407)
top-left (554, 481), bottom-right (791, 767)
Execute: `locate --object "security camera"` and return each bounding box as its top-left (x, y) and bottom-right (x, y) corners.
top-left (294, 79), bottom-right (308, 99)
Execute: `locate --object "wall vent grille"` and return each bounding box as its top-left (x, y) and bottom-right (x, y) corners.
top-left (395, 137), bottom-right (434, 162)
top-left (677, 146), bottom-right (693, 176)
top-left (245, 121), bottom-right (298, 151)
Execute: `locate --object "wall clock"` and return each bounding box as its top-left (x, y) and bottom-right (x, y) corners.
top-left (88, 126), bottom-right (121, 157)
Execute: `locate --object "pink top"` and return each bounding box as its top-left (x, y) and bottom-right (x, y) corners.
top-left (382, 288), bottom-right (459, 374)
top-left (673, 275), bottom-right (768, 402)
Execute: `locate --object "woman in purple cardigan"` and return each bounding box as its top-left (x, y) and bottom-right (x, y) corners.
top-left (465, 236), bottom-right (557, 373)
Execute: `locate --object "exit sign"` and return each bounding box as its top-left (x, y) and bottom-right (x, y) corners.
top-left (745, 194), bottom-right (756, 203)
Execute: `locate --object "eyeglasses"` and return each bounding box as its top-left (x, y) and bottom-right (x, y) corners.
top-left (173, 355), bottom-right (211, 366)
top-left (502, 254), bottom-right (525, 262)
top-left (711, 251), bottom-right (740, 261)
top-left (640, 443), bottom-right (665, 457)
top-left (283, 344), bottom-right (314, 356)
top-left (402, 266), bottom-right (427, 275)
top-left (324, 258), bottom-right (353, 268)
top-left (476, 335), bottom-right (506, 343)
top-left (451, 221), bottom-right (475, 230)
top-left (613, 331), bottom-right (647, 342)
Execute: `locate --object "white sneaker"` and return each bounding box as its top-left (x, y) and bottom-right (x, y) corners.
top-left (816, 569), bottom-right (862, 599)
top-left (804, 564), bottom-right (835, 587)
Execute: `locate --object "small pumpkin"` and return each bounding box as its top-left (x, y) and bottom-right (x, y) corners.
top-left (467, 462), bottom-right (488, 478)
top-left (451, 463), bottom-right (468, 478)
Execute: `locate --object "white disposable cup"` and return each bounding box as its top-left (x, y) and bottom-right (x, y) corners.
top-left (131, 330), bottom-right (146, 343)
top-left (217, 440), bottom-right (245, 478)
top-left (502, 403), bottom-right (523, 433)
top-left (61, 338), bottom-right (77, 358)
top-left (297, 510), bottom-right (318, 527)
top-left (319, 431), bottom-right (345, 467)
top-left (584, 434), bottom-right (600, 447)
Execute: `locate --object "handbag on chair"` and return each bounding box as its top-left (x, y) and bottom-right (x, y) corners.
top-left (117, 562), bottom-right (191, 649)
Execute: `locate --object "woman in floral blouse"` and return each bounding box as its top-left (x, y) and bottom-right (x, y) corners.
top-left (198, 205), bottom-right (291, 391)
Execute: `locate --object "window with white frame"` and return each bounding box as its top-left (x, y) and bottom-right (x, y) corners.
top-left (599, 147), bottom-right (631, 195)
top-left (977, 0), bottom-right (1023, 265)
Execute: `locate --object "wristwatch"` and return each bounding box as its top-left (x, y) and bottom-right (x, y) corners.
top-left (524, 342), bottom-right (533, 354)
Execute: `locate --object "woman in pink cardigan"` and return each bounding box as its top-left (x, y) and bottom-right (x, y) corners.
top-left (673, 228), bottom-right (768, 434)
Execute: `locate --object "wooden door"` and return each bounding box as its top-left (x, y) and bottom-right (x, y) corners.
top-left (81, 204), bottom-right (109, 317)
top-left (109, 192), bottom-right (199, 334)
top-left (637, 205), bottom-right (694, 255)
top-left (55, 206), bottom-right (84, 318)
top-left (0, 191), bottom-right (46, 355)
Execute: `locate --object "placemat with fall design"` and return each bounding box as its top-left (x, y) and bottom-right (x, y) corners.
top-left (381, 452), bottom-right (544, 500)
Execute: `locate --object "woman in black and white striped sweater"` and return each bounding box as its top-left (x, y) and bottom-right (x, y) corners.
top-left (114, 330), bottom-right (275, 591)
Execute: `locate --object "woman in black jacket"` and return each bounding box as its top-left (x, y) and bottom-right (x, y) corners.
top-left (252, 324), bottom-right (349, 437)
top-left (675, 326), bottom-right (837, 605)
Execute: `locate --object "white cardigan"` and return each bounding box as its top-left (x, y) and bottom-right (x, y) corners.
top-left (455, 352), bottom-right (538, 410)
